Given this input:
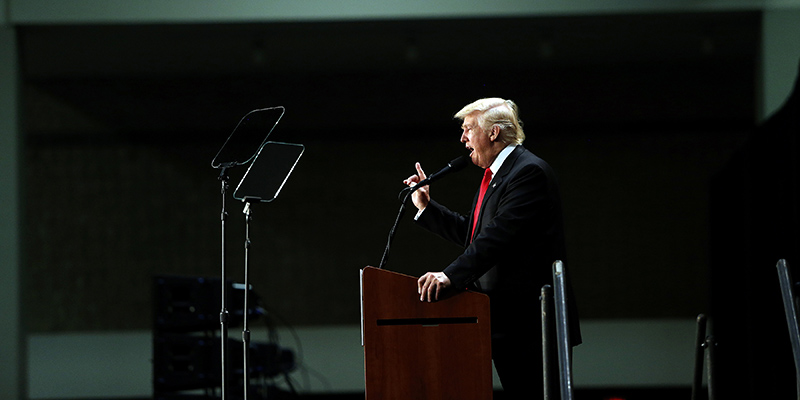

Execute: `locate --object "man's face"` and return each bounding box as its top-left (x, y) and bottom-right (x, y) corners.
top-left (461, 113), bottom-right (494, 169)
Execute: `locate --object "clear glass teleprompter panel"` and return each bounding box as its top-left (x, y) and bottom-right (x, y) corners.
top-left (233, 141), bottom-right (304, 203)
top-left (211, 106), bottom-right (285, 169)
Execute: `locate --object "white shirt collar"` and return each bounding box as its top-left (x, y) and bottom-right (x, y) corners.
top-left (488, 144), bottom-right (518, 178)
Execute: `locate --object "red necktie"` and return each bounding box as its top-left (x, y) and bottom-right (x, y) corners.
top-left (471, 168), bottom-right (493, 242)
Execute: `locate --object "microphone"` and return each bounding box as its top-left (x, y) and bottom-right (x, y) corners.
top-left (381, 155), bottom-right (469, 270)
top-left (405, 155), bottom-right (470, 196)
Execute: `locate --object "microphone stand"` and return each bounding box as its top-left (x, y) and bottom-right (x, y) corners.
top-left (378, 187), bottom-right (415, 269)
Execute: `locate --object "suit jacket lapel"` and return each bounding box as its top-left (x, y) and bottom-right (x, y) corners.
top-left (468, 146), bottom-right (524, 242)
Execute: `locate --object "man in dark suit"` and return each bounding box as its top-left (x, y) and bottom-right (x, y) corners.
top-left (405, 97), bottom-right (580, 398)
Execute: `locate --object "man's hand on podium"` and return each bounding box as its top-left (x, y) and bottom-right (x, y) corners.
top-left (417, 272), bottom-right (452, 302)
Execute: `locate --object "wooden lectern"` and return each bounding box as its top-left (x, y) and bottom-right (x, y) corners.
top-left (361, 266), bottom-right (492, 400)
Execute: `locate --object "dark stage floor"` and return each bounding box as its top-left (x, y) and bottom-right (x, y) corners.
top-left (146, 386), bottom-right (695, 400)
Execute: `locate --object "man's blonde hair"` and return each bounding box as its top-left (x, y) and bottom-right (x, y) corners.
top-left (454, 98), bottom-right (525, 145)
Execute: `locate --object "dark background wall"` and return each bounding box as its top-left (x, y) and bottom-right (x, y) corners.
top-left (18, 12), bottom-right (762, 333)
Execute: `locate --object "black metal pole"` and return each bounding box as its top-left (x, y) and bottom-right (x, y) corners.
top-left (777, 259), bottom-right (800, 400)
top-left (541, 285), bottom-right (555, 400)
top-left (553, 260), bottom-right (574, 400)
top-left (705, 335), bottom-right (716, 400)
top-left (242, 201), bottom-right (253, 400)
top-left (692, 314), bottom-right (707, 400)
top-left (219, 169), bottom-right (230, 400)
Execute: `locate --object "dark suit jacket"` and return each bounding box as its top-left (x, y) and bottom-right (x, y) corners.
top-left (417, 145), bottom-right (581, 344)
